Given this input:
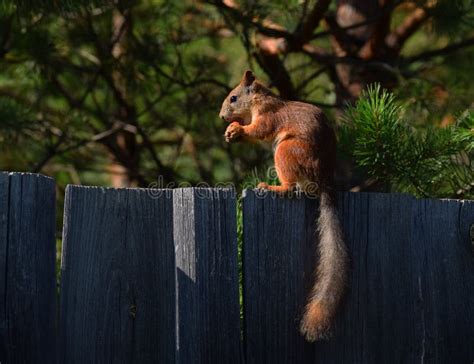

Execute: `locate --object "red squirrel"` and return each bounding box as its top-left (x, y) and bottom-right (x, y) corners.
top-left (219, 70), bottom-right (349, 342)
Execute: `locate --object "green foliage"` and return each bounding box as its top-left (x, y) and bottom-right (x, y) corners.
top-left (0, 0), bottom-right (248, 185)
top-left (0, 0), bottom-right (473, 201)
top-left (431, 0), bottom-right (474, 37)
top-left (0, 0), bottom-right (113, 14)
top-left (0, 97), bottom-right (34, 135)
top-left (341, 85), bottom-right (474, 198)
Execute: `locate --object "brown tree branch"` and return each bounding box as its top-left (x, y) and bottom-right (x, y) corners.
top-left (134, 123), bottom-right (178, 183)
top-left (205, 0), bottom-right (291, 39)
top-left (211, 1), bottom-right (330, 53)
top-left (295, 66), bottom-right (328, 94)
top-left (32, 133), bottom-right (66, 172)
top-left (358, 1), bottom-right (394, 60)
top-left (292, 0), bottom-right (331, 49)
top-left (0, 88), bottom-right (64, 119)
top-left (209, 0), bottom-right (332, 99)
top-left (312, 7), bottom-right (396, 41)
top-left (302, 43), bottom-right (335, 63)
top-left (403, 37), bottom-right (474, 64)
top-left (58, 123), bottom-right (137, 154)
top-left (386, 7), bottom-right (430, 53)
top-left (323, 15), bottom-right (356, 57)
top-left (254, 44), bottom-right (296, 99)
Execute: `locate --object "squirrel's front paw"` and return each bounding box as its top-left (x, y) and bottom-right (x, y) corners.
top-left (224, 122), bottom-right (243, 142)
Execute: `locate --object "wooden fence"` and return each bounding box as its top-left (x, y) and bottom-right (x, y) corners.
top-left (0, 172), bottom-right (473, 363)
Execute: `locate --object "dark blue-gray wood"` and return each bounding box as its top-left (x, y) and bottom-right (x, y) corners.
top-left (59, 186), bottom-right (176, 364)
top-left (59, 186), bottom-right (241, 364)
top-left (0, 172), bottom-right (56, 364)
top-left (173, 188), bottom-right (241, 363)
top-left (242, 189), bottom-right (315, 363)
top-left (242, 190), bottom-right (474, 364)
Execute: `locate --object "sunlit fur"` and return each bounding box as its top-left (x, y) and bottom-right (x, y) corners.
top-left (220, 70), bottom-right (349, 342)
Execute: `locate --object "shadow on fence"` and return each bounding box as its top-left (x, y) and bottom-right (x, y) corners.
top-left (0, 172), bottom-right (473, 363)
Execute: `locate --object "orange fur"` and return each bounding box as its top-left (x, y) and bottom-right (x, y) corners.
top-left (300, 301), bottom-right (332, 341)
top-left (220, 70), bottom-right (349, 342)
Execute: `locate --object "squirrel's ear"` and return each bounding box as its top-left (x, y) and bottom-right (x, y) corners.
top-left (241, 70), bottom-right (255, 86)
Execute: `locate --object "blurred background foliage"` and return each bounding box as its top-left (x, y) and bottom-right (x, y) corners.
top-left (0, 0), bottom-right (473, 212)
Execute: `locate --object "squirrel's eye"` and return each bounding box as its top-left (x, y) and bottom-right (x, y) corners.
top-left (230, 95), bottom-right (237, 103)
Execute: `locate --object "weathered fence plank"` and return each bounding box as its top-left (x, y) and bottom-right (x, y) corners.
top-left (173, 188), bottom-right (240, 363)
top-left (59, 186), bottom-right (176, 364)
top-left (2, 174), bottom-right (472, 363)
top-left (242, 190), bottom-right (315, 363)
top-left (0, 172), bottom-right (56, 364)
top-left (59, 186), bottom-right (240, 363)
top-left (243, 190), bottom-right (474, 364)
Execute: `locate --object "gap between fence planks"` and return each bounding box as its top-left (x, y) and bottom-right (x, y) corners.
top-left (1, 172), bottom-right (473, 364)
top-left (59, 186), bottom-right (240, 364)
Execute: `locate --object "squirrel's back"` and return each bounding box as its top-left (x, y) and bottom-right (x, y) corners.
top-left (264, 100), bottom-right (336, 184)
top-left (220, 71), bottom-right (349, 342)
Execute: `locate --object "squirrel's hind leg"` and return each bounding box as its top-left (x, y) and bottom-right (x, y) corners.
top-left (257, 182), bottom-right (296, 194)
top-left (257, 139), bottom-right (311, 194)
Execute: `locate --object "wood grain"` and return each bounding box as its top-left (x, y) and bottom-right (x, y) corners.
top-left (173, 188), bottom-right (241, 363)
top-left (59, 186), bottom-right (240, 363)
top-left (3, 177), bottom-right (472, 363)
top-left (59, 186), bottom-right (176, 364)
top-left (242, 190), bottom-right (474, 364)
top-left (0, 172), bottom-right (56, 364)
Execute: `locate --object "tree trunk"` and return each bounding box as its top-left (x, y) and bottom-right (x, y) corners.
top-left (331, 0), bottom-right (398, 104)
top-left (106, 8), bottom-right (143, 188)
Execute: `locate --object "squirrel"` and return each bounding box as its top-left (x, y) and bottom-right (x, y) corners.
top-left (219, 70), bottom-right (349, 342)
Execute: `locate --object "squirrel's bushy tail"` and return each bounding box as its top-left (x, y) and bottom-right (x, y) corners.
top-left (300, 190), bottom-right (349, 342)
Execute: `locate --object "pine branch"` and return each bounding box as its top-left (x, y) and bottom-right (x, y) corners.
top-left (341, 85), bottom-right (474, 198)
